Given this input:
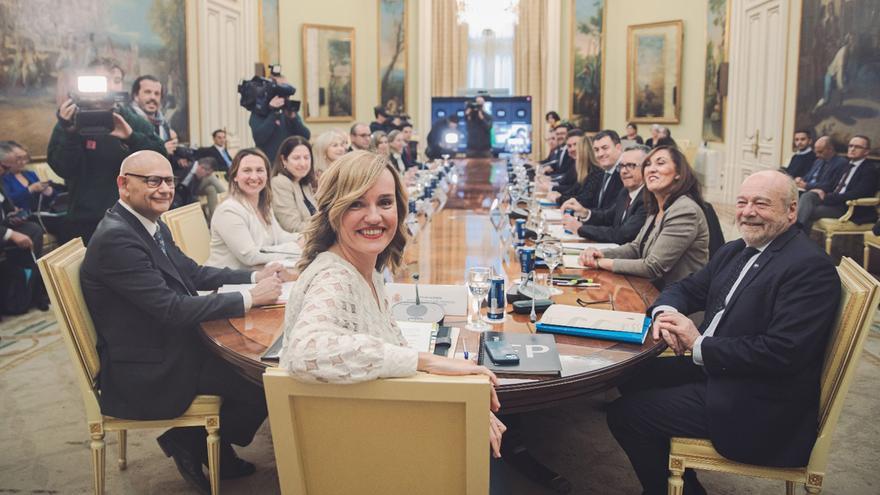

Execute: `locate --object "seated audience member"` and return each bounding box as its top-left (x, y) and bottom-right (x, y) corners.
top-left (562, 129), bottom-right (625, 212)
top-left (545, 111), bottom-right (561, 130)
top-left (206, 149), bottom-right (301, 270)
top-left (425, 115), bottom-right (460, 160)
top-left (797, 135), bottom-right (878, 232)
top-left (0, 143), bottom-right (48, 312)
top-left (312, 130), bottom-right (348, 180)
top-left (80, 150), bottom-right (285, 493)
top-left (1, 142), bottom-right (63, 235)
top-left (399, 122), bottom-right (420, 169)
top-left (197, 129), bottom-right (234, 173)
top-left (348, 122), bottom-right (372, 152)
top-left (783, 129), bottom-right (816, 180)
top-left (579, 146), bottom-right (709, 288)
top-left (623, 122), bottom-right (644, 145)
top-left (387, 130), bottom-right (409, 174)
top-left (561, 144), bottom-right (649, 244)
top-left (607, 171), bottom-right (840, 495)
top-left (543, 130), bottom-right (585, 202)
top-left (795, 135), bottom-right (847, 192)
top-left (645, 124), bottom-right (662, 148)
top-left (192, 157), bottom-right (226, 222)
top-left (271, 136), bottom-right (317, 234)
top-left (279, 150), bottom-right (505, 457)
top-left (370, 105), bottom-right (394, 134)
top-left (370, 131), bottom-right (390, 156)
top-left (654, 127), bottom-right (677, 148)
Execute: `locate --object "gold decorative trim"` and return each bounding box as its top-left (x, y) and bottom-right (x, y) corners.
top-left (89, 422), bottom-right (103, 434)
top-left (206, 417), bottom-right (219, 428)
top-left (807, 473), bottom-right (823, 487)
top-left (669, 458), bottom-right (683, 469)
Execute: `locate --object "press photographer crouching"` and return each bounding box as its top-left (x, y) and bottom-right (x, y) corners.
top-left (241, 66), bottom-right (311, 163)
top-left (0, 142), bottom-right (49, 314)
top-left (171, 148), bottom-right (226, 222)
top-left (47, 58), bottom-right (166, 244)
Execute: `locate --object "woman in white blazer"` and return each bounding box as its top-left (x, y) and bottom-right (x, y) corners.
top-left (206, 148), bottom-right (301, 270)
top-left (271, 136), bottom-right (317, 234)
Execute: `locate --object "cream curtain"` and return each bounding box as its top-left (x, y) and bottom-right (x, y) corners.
top-left (432, 0), bottom-right (469, 96)
top-left (513, 0), bottom-right (548, 160)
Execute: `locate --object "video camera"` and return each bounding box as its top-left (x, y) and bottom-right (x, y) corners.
top-left (466, 100), bottom-right (483, 111)
top-left (67, 76), bottom-right (129, 136)
top-left (172, 144), bottom-right (198, 164)
top-left (237, 65), bottom-right (300, 117)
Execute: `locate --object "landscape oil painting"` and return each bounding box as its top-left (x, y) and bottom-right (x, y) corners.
top-left (570, 0), bottom-right (605, 132)
top-left (378, 0), bottom-right (406, 115)
top-left (626, 20), bottom-right (682, 124)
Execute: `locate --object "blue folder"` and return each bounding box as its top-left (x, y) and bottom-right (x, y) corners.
top-left (536, 316), bottom-right (652, 345)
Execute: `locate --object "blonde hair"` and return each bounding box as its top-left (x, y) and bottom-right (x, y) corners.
top-left (297, 150), bottom-right (409, 273)
top-left (575, 134), bottom-right (598, 185)
top-left (312, 129), bottom-right (349, 176)
top-left (228, 148), bottom-right (273, 225)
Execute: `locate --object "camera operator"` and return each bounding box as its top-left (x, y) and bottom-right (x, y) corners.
top-left (370, 106), bottom-right (395, 134)
top-left (465, 95), bottom-right (493, 158)
top-left (248, 73), bottom-right (310, 163)
top-left (129, 75), bottom-right (179, 158)
top-left (47, 58), bottom-right (166, 244)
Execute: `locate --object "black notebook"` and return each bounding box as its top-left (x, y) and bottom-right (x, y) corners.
top-left (261, 335), bottom-right (284, 362)
top-left (477, 331), bottom-right (562, 379)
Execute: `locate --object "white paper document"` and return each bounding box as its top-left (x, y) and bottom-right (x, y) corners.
top-left (546, 224), bottom-right (584, 241)
top-left (540, 305), bottom-right (646, 334)
top-left (562, 255), bottom-right (588, 269)
top-left (398, 321), bottom-right (435, 352)
top-left (542, 209), bottom-right (563, 222)
top-left (218, 282), bottom-right (295, 305)
top-left (386, 283), bottom-right (469, 316)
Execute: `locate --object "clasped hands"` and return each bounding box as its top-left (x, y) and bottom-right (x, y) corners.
top-left (250, 262), bottom-right (298, 306)
top-left (652, 311), bottom-right (701, 356)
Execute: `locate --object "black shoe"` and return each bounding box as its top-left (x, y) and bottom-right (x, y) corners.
top-left (158, 432), bottom-right (211, 494)
top-left (207, 442), bottom-right (256, 480)
top-left (503, 444), bottom-right (572, 494)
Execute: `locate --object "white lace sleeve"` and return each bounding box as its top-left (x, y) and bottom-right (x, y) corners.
top-left (279, 263), bottom-right (419, 383)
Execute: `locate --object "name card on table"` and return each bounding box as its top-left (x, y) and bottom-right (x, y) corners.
top-left (386, 283), bottom-right (469, 316)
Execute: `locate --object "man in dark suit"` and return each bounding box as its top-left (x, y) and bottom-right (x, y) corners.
top-left (559, 129), bottom-right (624, 212)
top-left (539, 124), bottom-right (571, 175)
top-left (797, 135), bottom-right (878, 232)
top-left (607, 170), bottom-right (841, 495)
top-left (783, 129), bottom-right (816, 179)
top-left (81, 150), bottom-right (284, 493)
top-left (561, 144), bottom-right (648, 244)
top-left (795, 136), bottom-right (847, 192)
top-left (197, 129), bottom-right (233, 172)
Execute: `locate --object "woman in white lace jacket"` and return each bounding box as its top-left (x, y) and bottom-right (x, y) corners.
top-left (279, 150), bottom-right (506, 456)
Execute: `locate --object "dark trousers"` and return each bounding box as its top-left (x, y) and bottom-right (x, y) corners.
top-left (796, 190), bottom-right (847, 232)
top-left (58, 218), bottom-right (101, 245)
top-left (4, 220), bottom-right (44, 265)
top-left (607, 357), bottom-right (709, 495)
top-left (165, 354), bottom-right (268, 457)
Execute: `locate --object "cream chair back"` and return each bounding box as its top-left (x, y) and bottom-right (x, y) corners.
top-left (161, 203), bottom-right (211, 265)
top-left (263, 368), bottom-right (490, 495)
top-left (37, 238), bottom-right (103, 420)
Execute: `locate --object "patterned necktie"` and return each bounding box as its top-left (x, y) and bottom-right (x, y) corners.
top-left (833, 162), bottom-right (855, 194)
top-left (621, 194), bottom-right (632, 222)
top-left (153, 228), bottom-right (167, 256)
top-left (703, 246), bottom-right (759, 326)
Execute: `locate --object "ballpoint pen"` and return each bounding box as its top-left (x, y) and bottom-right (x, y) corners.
top-left (462, 338), bottom-right (470, 360)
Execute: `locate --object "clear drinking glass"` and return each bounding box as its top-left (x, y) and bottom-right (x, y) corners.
top-left (541, 239), bottom-right (564, 296)
top-left (466, 266), bottom-right (491, 332)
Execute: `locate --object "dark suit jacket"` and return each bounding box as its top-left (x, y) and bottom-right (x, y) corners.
top-left (197, 146), bottom-right (233, 172)
top-left (81, 203), bottom-right (253, 420)
top-left (784, 150), bottom-right (816, 179)
top-left (651, 226), bottom-right (840, 467)
top-left (804, 155), bottom-right (847, 192)
top-left (573, 169), bottom-right (623, 210)
top-left (0, 181), bottom-right (14, 240)
top-left (577, 187), bottom-right (646, 244)
top-left (823, 159), bottom-right (879, 224)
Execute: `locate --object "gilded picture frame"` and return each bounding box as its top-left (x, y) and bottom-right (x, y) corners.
top-left (378, 0), bottom-right (407, 115)
top-left (702, 0), bottom-right (730, 142)
top-left (301, 24), bottom-right (355, 122)
top-left (259, 0), bottom-right (280, 67)
top-left (626, 20), bottom-right (683, 124)
top-left (569, 0), bottom-right (606, 132)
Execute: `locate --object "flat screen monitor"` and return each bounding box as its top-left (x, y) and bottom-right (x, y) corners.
top-left (430, 96), bottom-right (533, 154)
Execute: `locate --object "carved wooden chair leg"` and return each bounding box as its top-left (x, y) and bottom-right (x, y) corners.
top-left (117, 430), bottom-right (127, 470)
top-left (825, 234), bottom-right (833, 255)
top-left (785, 480), bottom-right (796, 495)
top-left (864, 244), bottom-right (870, 270)
top-left (667, 456), bottom-right (684, 495)
top-left (205, 416), bottom-right (221, 495)
top-left (89, 423), bottom-right (106, 495)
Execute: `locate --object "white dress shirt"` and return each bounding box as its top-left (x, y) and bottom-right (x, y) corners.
top-left (653, 242), bottom-right (768, 366)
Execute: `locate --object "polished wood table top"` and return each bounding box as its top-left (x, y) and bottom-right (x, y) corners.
top-left (200, 159), bottom-right (663, 414)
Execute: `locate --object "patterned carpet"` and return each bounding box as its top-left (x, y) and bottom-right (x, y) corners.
top-left (0, 309), bottom-right (60, 375)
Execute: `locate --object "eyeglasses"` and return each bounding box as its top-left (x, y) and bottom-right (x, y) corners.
top-left (620, 162), bottom-right (640, 170)
top-left (355, 133), bottom-right (371, 138)
top-left (848, 144), bottom-right (868, 150)
top-left (125, 173), bottom-right (177, 188)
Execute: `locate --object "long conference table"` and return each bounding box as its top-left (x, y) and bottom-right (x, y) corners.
top-left (200, 159), bottom-right (664, 414)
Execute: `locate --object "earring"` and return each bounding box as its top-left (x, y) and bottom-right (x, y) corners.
top-left (674, 176), bottom-right (681, 180)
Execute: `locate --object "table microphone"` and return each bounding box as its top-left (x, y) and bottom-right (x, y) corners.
top-left (391, 273), bottom-right (445, 324)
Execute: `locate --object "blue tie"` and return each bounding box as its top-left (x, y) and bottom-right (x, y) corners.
top-left (153, 228), bottom-right (167, 256)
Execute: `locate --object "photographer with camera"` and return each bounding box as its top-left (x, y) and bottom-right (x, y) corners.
top-left (465, 95), bottom-right (493, 158)
top-left (243, 69), bottom-right (310, 164)
top-left (129, 75), bottom-right (179, 158)
top-left (47, 58), bottom-right (166, 244)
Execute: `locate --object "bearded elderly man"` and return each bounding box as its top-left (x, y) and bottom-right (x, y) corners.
top-left (81, 150), bottom-right (285, 493)
top-left (606, 171), bottom-right (840, 495)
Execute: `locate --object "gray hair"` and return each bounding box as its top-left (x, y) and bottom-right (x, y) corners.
top-left (0, 141), bottom-right (16, 163)
top-left (623, 144), bottom-right (652, 155)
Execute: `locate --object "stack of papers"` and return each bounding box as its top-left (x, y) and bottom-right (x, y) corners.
top-left (218, 282), bottom-right (295, 305)
top-left (546, 224), bottom-right (584, 241)
top-left (397, 321), bottom-right (460, 356)
top-left (562, 242), bottom-right (619, 254)
top-left (536, 305), bottom-right (650, 344)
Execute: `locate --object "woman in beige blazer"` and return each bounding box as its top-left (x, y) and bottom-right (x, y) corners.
top-left (579, 146), bottom-right (709, 287)
top-left (206, 148), bottom-right (301, 270)
top-left (271, 136), bottom-right (317, 234)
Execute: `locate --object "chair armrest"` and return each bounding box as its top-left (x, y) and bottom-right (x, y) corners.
top-left (845, 197), bottom-right (880, 207)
